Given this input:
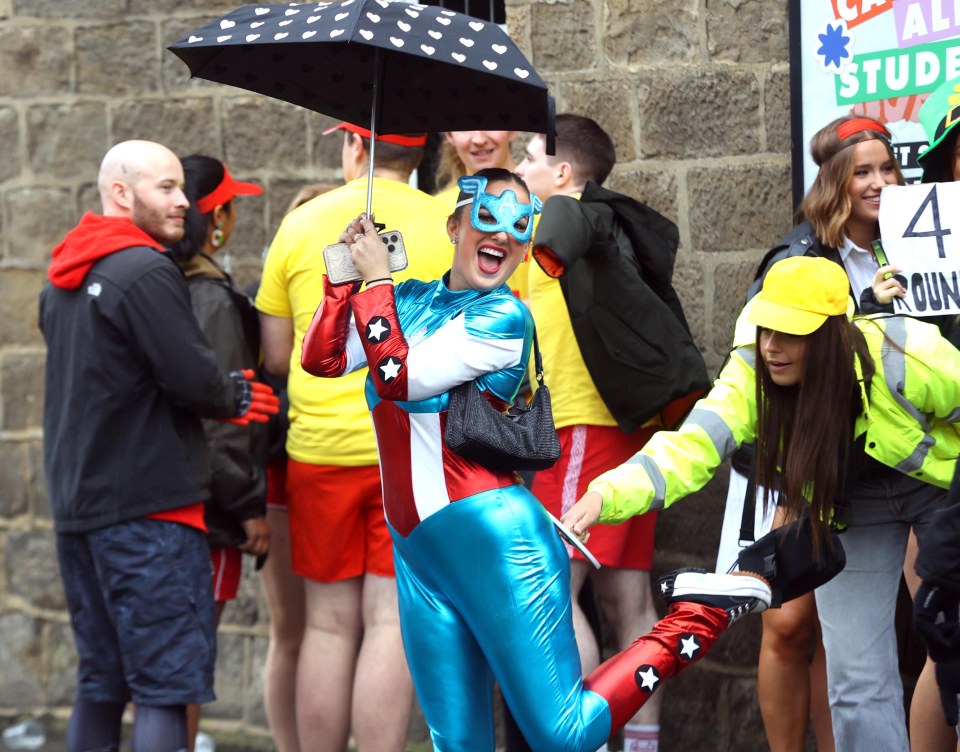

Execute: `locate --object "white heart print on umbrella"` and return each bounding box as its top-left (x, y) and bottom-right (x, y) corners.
top-left (170, 0), bottom-right (551, 141)
top-left (183, 1), bottom-right (539, 85)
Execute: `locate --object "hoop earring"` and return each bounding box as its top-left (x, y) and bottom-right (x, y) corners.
top-left (211, 224), bottom-right (225, 248)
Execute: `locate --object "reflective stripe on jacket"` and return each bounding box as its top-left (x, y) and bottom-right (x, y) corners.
top-left (589, 311), bottom-right (960, 523)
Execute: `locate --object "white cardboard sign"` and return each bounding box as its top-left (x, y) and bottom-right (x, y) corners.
top-left (878, 181), bottom-right (960, 314)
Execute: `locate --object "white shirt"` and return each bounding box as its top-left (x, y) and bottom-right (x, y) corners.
top-left (839, 236), bottom-right (879, 307)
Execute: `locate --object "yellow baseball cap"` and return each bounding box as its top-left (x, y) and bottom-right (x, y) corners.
top-left (747, 256), bottom-right (850, 335)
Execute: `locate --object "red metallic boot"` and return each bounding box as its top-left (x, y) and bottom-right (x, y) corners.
top-left (583, 569), bottom-right (771, 733)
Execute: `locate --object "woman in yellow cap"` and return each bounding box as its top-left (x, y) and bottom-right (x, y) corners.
top-left (563, 255), bottom-right (960, 752)
top-left (724, 113), bottom-right (905, 752)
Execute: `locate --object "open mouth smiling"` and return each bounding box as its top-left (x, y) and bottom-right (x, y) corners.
top-left (477, 245), bottom-right (506, 274)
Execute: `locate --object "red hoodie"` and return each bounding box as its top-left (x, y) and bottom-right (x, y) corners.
top-left (48, 212), bottom-right (163, 290)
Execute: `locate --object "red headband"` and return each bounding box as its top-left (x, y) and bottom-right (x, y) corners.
top-left (322, 121), bottom-right (428, 147)
top-left (195, 165), bottom-right (264, 215)
top-left (837, 117), bottom-right (891, 141)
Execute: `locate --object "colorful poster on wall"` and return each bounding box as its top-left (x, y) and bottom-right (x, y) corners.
top-left (792, 0), bottom-right (960, 196)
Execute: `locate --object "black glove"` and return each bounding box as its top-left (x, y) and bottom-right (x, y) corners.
top-left (913, 581), bottom-right (960, 726)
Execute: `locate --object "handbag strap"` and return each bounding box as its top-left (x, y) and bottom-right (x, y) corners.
top-left (738, 433), bottom-right (866, 544)
top-left (738, 448), bottom-right (759, 544)
top-left (532, 328), bottom-right (545, 386)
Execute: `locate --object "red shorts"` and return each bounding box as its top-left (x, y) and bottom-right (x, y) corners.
top-left (210, 546), bottom-right (242, 602)
top-left (531, 424), bottom-right (658, 570)
top-left (266, 457), bottom-right (288, 510)
top-left (286, 459), bottom-right (395, 582)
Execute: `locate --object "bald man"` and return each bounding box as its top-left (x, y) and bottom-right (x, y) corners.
top-left (40, 141), bottom-right (276, 751)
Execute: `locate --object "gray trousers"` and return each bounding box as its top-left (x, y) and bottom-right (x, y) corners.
top-left (815, 471), bottom-right (946, 751)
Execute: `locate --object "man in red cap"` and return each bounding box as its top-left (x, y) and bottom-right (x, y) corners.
top-left (256, 122), bottom-right (450, 751)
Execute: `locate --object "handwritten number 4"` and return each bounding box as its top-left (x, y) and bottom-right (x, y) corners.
top-left (904, 185), bottom-right (952, 259)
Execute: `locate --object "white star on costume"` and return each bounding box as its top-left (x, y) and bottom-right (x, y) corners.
top-left (678, 634), bottom-right (701, 660)
top-left (660, 580), bottom-right (670, 594)
top-left (367, 318), bottom-right (389, 341)
top-left (380, 357), bottom-right (402, 381)
top-left (635, 665), bottom-right (660, 692)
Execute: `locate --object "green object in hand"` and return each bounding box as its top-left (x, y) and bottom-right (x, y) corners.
top-left (871, 240), bottom-right (892, 279)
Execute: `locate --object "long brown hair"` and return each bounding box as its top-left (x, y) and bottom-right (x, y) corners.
top-left (754, 315), bottom-right (875, 550)
top-left (797, 115), bottom-right (904, 248)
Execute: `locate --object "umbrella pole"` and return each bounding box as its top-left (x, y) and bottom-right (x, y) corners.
top-left (366, 49), bottom-right (384, 218)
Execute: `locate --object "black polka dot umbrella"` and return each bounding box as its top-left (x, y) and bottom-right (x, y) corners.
top-left (169, 2), bottom-right (552, 211)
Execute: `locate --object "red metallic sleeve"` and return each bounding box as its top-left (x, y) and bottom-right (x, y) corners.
top-left (300, 275), bottom-right (361, 377)
top-left (349, 283), bottom-right (409, 401)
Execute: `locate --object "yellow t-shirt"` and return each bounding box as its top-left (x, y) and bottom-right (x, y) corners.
top-left (256, 178), bottom-right (452, 465)
top-left (528, 245), bottom-right (617, 430)
top-left (435, 182), bottom-right (531, 301)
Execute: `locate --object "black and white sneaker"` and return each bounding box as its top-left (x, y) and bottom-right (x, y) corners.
top-left (658, 568), bottom-right (772, 623)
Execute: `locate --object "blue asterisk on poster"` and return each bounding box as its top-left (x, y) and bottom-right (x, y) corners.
top-left (817, 23), bottom-right (851, 69)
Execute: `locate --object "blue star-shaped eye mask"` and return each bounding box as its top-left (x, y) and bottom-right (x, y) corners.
top-left (456, 175), bottom-right (542, 243)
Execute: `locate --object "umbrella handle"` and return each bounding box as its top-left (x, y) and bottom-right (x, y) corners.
top-left (366, 49), bottom-right (384, 217)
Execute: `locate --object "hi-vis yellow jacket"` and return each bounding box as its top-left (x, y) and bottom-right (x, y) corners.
top-left (589, 312), bottom-right (960, 523)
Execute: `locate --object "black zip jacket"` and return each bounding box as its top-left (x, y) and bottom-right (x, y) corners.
top-left (40, 245), bottom-right (240, 533)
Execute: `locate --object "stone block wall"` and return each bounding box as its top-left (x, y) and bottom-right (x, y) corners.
top-left (0, 0), bottom-right (794, 747)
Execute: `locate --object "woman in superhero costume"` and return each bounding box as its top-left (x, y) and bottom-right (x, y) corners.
top-left (300, 167), bottom-right (771, 751)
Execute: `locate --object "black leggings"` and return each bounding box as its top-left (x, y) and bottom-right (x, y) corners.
top-left (67, 700), bottom-right (187, 752)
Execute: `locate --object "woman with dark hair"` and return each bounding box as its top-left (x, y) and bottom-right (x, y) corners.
top-left (300, 167), bottom-right (772, 751)
top-left (168, 154), bottom-right (270, 750)
top-left (717, 113), bottom-right (909, 752)
top-left (566, 255), bottom-right (960, 751)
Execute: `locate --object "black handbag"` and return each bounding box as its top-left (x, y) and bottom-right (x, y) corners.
top-left (736, 512), bottom-right (846, 608)
top-left (732, 437), bottom-right (861, 608)
top-left (444, 330), bottom-right (561, 472)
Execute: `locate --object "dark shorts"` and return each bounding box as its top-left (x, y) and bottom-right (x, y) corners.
top-left (56, 518), bottom-right (217, 706)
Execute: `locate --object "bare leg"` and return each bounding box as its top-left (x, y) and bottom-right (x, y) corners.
top-left (259, 506), bottom-right (305, 752)
top-left (570, 561), bottom-right (601, 674)
top-left (351, 573), bottom-right (413, 752)
top-left (758, 593), bottom-right (817, 752)
top-left (906, 530), bottom-right (959, 752)
top-left (297, 577), bottom-right (362, 752)
top-left (913, 659), bottom-right (960, 752)
top-left (809, 622), bottom-right (834, 752)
